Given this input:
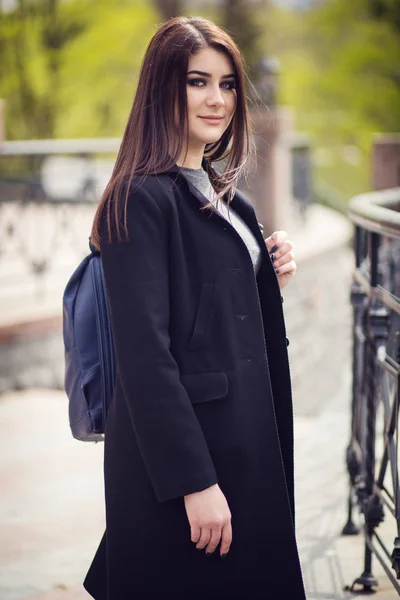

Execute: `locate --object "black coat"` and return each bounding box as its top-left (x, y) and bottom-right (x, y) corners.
top-left (83, 160), bottom-right (305, 599)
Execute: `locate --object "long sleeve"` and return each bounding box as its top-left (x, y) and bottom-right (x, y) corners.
top-left (99, 181), bottom-right (218, 503)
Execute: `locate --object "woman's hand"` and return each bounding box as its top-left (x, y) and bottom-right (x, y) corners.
top-left (264, 230), bottom-right (297, 290)
top-left (184, 483), bottom-right (232, 559)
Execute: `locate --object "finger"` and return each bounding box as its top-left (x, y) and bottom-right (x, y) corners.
top-left (196, 528), bottom-right (212, 550)
top-left (220, 521), bottom-right (233, 557)
top-left (270, 230), bottom-right (287, 243)
top-left (273, 247), bottom-right (295, 269)
top-left (190, 522), bottom-right (201, 544)
top-left (264, 234), bottom-right (279, 252)
top-left (205, 526), bottom-right (222, 554)
top-left (271, 242), bottom-right (293, 267)
top-left (264, 230), bottom-right (288, 252)
top-left (272, 238), bottom-right (292, 258)
top-left (271, 229), bottom-right (287, 240)
top-left (275, 260), bottom-right (297, 276)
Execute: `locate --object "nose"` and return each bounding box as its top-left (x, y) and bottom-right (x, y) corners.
top-left (206, 83), bottom-right (225, 107)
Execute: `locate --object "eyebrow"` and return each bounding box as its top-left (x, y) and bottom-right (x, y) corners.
top-left (187, 70), bottom-right (236, 79)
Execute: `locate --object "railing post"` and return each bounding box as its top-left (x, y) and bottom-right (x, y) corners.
top-left (350, 232), bottom-right (387, 592)
top-left (392, 337), bottom-right (400, 578)
top-left (343, 225), bottom-right (368, 536)
top-left (342, 277), bottom-right (366, 536)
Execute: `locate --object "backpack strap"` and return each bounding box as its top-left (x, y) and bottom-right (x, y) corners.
top-left (88, 236), bottom-right (98, 254)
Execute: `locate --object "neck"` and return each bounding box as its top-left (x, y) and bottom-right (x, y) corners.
top-left (175, 144), bottom-right (206, 169)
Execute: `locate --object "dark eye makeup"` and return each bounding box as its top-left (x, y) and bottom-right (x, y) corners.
top-left (187, 78), bottom-right (236, 90)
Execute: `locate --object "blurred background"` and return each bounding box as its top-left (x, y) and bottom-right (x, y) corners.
top-left (0, 1), bottom-right (399, 599)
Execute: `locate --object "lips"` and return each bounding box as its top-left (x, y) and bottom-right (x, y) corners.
top-left (199, 116), bottom-right (223, 121)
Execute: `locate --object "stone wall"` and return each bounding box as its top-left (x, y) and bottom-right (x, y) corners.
top-left (0, 319), bottom-right (64, 393)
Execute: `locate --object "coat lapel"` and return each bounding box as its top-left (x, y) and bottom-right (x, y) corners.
top-left (164, 159), bottom-right (268, 260)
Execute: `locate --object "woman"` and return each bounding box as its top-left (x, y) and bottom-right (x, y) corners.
top-left (83, 15), bottom-right (305, 600)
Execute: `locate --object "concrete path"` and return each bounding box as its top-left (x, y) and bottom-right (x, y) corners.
top-left (295, 365), bottom-right (396, 599)
top-left (0, 389), bottom-right (103, 600)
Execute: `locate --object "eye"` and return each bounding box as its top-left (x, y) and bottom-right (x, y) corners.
top-left (221, 80), bottom-right (236, 90)
top-left (187, 78), bottom-right (206, 87)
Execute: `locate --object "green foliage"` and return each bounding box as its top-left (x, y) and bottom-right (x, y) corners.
top-left (0, 0), bottom-right (398, 204)
top-left (266, 0), bottom-right (400, 198)
top-left (0, 0), bottom-right (158, 139)
top-left (58, 1), bottom-right (158, 137)
top-left (1, 0), bottom-right (88, 138)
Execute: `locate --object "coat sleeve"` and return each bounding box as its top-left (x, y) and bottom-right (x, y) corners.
top-left (99, 181), bottom-right (218, 503)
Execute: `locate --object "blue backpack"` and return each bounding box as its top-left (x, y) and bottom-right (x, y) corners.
top-left (62, 239), bottom-right (116, 442)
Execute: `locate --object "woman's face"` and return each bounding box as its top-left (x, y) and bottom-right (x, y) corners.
top-left (176, 47), bottom-right (237, 151)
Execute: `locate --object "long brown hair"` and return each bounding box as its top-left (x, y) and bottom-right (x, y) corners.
top-left (91, 15), bottom-right (256, 250)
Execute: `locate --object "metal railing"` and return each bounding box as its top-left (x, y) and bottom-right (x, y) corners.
top-left (344, 187), bottom-right (400, 594)
top-left (0, 138), bottom-right (120, 259)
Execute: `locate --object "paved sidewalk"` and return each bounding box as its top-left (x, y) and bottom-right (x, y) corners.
top-left (0, 378), bottom-right (397, 599)
top-left (294, 365), bottom-right (396, 599)
top-left (0, 390), bottom-right (103, 600)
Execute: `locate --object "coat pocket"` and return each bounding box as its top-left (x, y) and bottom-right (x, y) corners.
top-left (179, 370), bottom-right (228, 404)
top-left (185, 283), bottom-right (215, 351)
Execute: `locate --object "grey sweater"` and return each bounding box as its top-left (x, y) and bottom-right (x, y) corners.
top-left (180, 165), bottom-right (262, 275)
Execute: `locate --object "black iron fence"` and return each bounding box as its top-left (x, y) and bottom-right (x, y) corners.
top-left (344, 187), bottom-right (400, 594)
top-left (0, 139), bottom-right (119, 276)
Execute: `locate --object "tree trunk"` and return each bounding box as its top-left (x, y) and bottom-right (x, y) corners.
top-left (154, 0), bottom-right (183, 21)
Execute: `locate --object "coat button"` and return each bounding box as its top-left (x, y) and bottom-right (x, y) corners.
top-left (286, 337), bottom-right (290, 347)
top-left (229, 268), bottom-right (242, 275)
